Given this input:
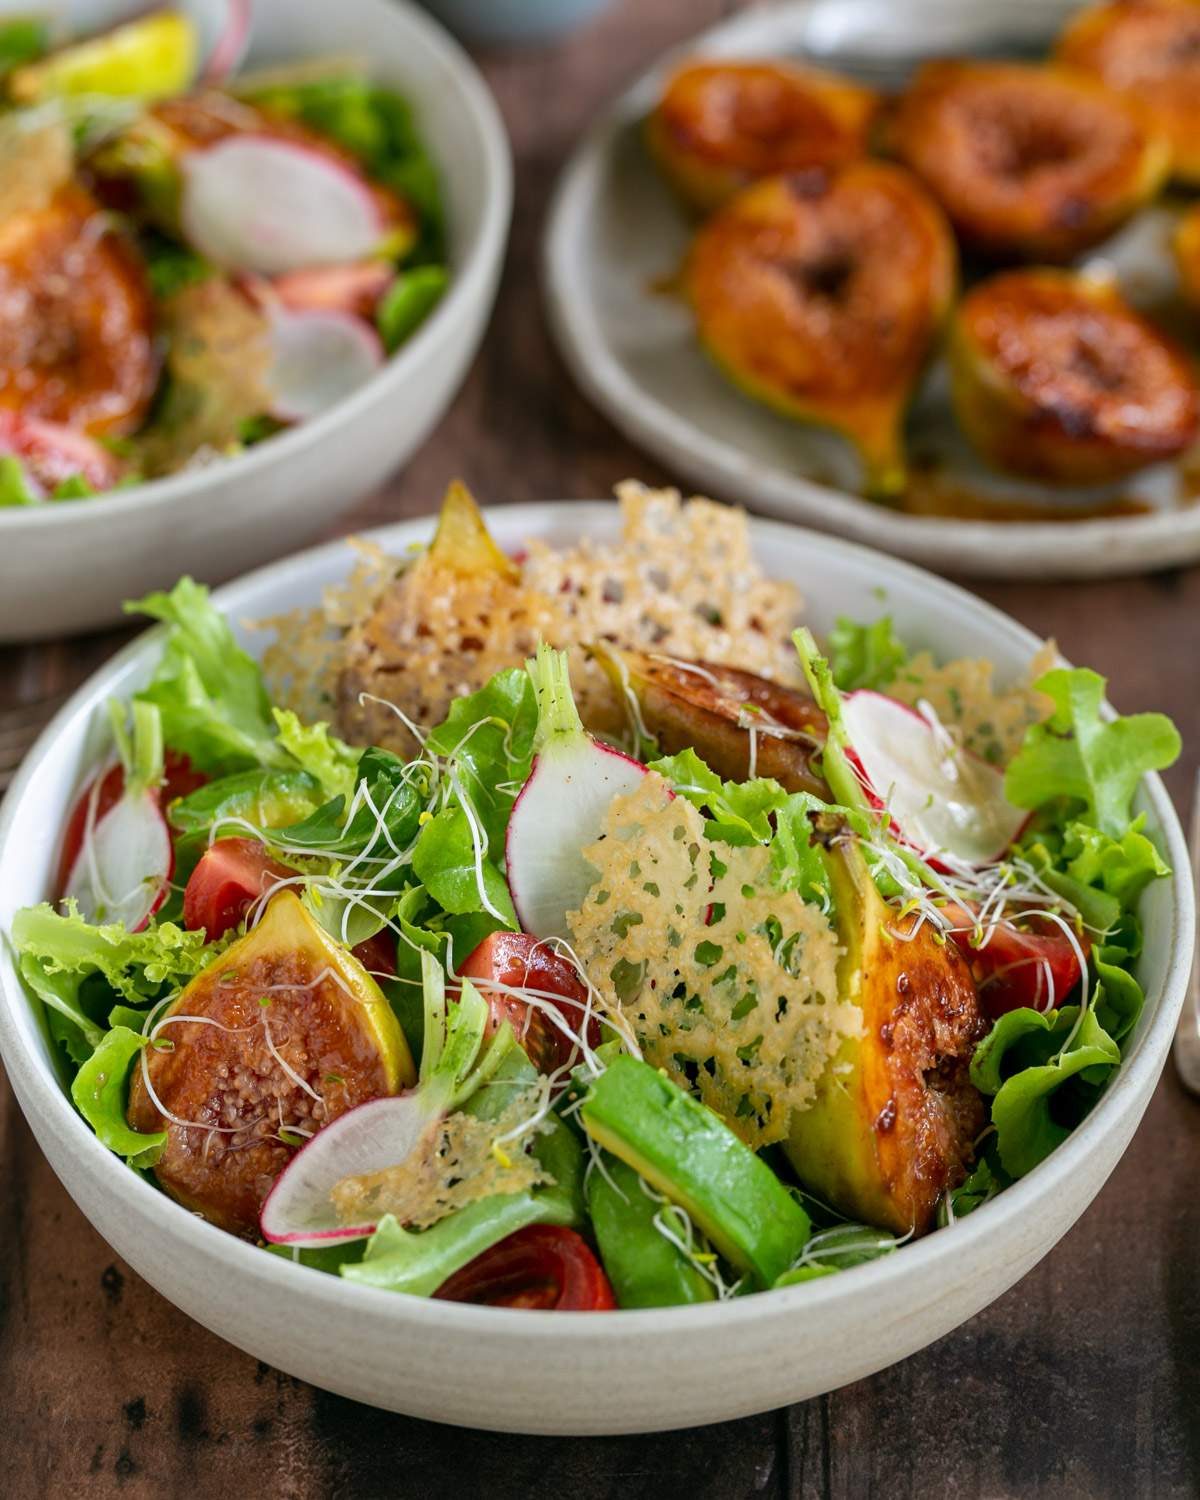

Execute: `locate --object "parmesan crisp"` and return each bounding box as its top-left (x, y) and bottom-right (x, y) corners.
top-left (266, 482), bottom-right (804, 754)
top-left (330, 1085), bottom-right (550, 1231)
top-left (886, 640), bottom-right (1057, 765)
top-left (567, 775), bottom-right (860, 1151)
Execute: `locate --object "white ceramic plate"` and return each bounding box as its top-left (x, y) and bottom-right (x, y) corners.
top-left (0, 503), bottom-right (1190, 1433)
top-left (0, 0), bottom-right (511, 640)
top-left (543, 0), bottom-right (1200, 580)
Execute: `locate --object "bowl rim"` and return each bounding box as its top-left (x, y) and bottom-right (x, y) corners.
top-left (0, 499), bottom-right (1191, 1339)
top-left (0, 0), bottom-right (513, 530)
top-left (540, 0), bottom-right (1200, 578)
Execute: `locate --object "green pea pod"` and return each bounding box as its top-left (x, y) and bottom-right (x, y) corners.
top-left (587, 1153), bottom-right (715, 1308)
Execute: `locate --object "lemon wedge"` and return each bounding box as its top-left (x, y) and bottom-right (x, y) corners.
top-left (9, 11), bottom-right (197, 104)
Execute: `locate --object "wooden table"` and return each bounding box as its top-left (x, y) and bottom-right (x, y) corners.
top-left (3, 3), bottom-right (1199, 1494)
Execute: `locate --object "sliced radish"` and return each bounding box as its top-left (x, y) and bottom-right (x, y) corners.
top-left (200, 0), bottom-right (252, 85)
top-left (840, 690), bottom-right (1027, 867)
top-left (272, 261), bottom-right (394, 319)
top-left (63, 785), bottom-right (173, 931)
top-left (265, 306), bottom-right (384, 422)
top-left (179, 135), bottom-right (387, 275)
top-left (0, 411), bottom-right (120, 493)
top-left (506, 646), bottom-right (648, 940)
top-left (261, 953), bottom-right (510, 1246)
top-left (61, 702), bottom-right (174, 931)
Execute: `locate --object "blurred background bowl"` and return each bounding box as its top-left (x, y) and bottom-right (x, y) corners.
top-left (0, 0), bottom-right (512, 641)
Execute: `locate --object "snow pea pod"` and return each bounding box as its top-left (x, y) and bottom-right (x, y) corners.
top-left (587, 1153), bottom-right (716, 1308)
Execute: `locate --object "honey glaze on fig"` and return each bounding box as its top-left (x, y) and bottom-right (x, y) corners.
top-left (0, 184), bottom-right (155, 434)
top-left (950, 269), bottom-right (1199, 484)
top-left (862, 922), bottom-right (987, 1229)
top-left (889, 61), bottom-right (1169, 262)
top-left (685, 163), bottom-right (956, 495)
top-left (647, 59), bottom-right (879, 212)
top-left (129, 909), bottom-right (404, 1237)
top-left (1058, 0), bottom-right (1200, 185)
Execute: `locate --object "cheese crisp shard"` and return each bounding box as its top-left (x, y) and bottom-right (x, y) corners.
top-left (567, 775), bottom-right (859, 1151)
top-left (330, 1085), bottom-right (550, 1231)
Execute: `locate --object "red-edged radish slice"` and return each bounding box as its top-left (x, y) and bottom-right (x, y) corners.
top-left (179, 135), bottom-right (387, 275)
top-left (265, 306), bottom-right (384, 422)
top-left (62, 782), bottom-right (173, 931)
top-left (260, 1090), bottom-right (433, 1246)
top-left (506, 646), bottom-right (648, 940)
top-left (0, 411), bottom-right (120, 493)
top-left (272, 261), bottom-right (394, 319)
top-left (262, 955), bottom-right (507, 1246)
top-left (200, 0), bottom-right (251, 84)
top-left (841, 690), bottom-right (1027, 867)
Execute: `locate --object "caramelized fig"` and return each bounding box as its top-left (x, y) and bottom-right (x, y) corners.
top-left (949, 268), bottom-right (1199, 483)
top-left (128, 891), bottom-right (414, 1236)
top-left (1058, 0), bottom-right (1200, 185)
top-left (0, 183), bottom-right (155, 435)
top-left (785, 845), bottom-right (986, 1235)
top-left (1174, 203), bottom-right (1200, 310)
top-left (684, 164), bottom-right (956, 496)
top-left (889, 60), bottom-right (1169, 261)
top-left (646, 58), bottom-right (879, 213)
top-left (595, 645), bottom-right (827, 794)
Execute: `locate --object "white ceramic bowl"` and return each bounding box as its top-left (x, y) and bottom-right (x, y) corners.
top-left (543, 0), bottom-right (1200, 580)
top-left (0, 504), bottom-right (1190, 1434)
top-left (0, 0), bottom-right (511, 641)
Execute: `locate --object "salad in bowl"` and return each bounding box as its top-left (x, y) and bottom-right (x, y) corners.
top-left (0, 4), bottom-right (445, 504)
top-left (7, 484), bottom-right (1182, 1312)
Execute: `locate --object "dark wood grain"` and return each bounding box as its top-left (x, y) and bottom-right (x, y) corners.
top-left (2, 2), bottom-right (1199, 1494)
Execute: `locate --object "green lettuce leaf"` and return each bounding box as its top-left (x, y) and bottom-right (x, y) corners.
top-left (377, 266), bottom-right (447, 351)
top-left (970, 1003), bottom-right (1121, 1177)
top-left (0, 454), bottom-right (38, 506)
top-left (411, 805), bottom-right (516, 925)
top-left (1004, 668), bottom-right (1180, 837)
top-left (828, 615), bottom-right (908, 692)
top-left (70, 1025), bottom-right (165, 1166)
top-left (127, 578), bottom-right (357, 793)
top-left (13, 904), bottom-right (221, 1058)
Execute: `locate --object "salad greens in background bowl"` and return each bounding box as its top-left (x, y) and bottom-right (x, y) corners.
top-left (0, 0), bottom-right (511, 640)
top-left (0, 493), bottom-right (1190, 1435)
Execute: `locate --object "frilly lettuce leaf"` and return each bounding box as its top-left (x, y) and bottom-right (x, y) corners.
top-left (70, 1025), bottom-right (165, 1167)
top-left (970, 1003), bottom-right (1121, 1178)
top-left (126, 578), bottom-right (356, 794)
top-left (13, 904), bottom-right (222, 1058)
top-left (828, 615), bottom-right (908, 692)
top-left (1004, 668), bottom-right (1179, 837)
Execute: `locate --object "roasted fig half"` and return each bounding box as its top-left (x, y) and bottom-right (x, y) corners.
top-left (949, 268), bottom-right (1199, 484)
top-left (785, 844), bottom-right (986, 1235)
top-left (1174, 203), bottom-right (1200, 310)
top-left (888, 60), bottom-right (1169, 262)
top-left (594, 645), bottom-right (827, 795)
top-left (0, 183), bottom-right (155, 435)
top-left (1058, 0), bottom-right (1200, 186)
top-left (685, 164), bottom-right (956, 497)
top-left (128, 890), bottom-right (415, 1236)
top-left (646, 58), bottom-right (879, 213)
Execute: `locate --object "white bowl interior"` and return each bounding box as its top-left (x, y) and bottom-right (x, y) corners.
top-left (0, 504), bottom-right (1190, 1433)
top-left (543, 0), bottom-right (1200, 580)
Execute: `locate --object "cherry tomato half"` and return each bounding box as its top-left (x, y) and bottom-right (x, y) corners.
top-left (182, 836), bottom-right (292, 940)
top-left (458, 931), bottom-right (598, 1076)
top-left (57, 751), bottom-right (206, 897)
top-left (434, 1226), bottom-right (617, 1311)
top-left (943, 903), bottom-right (1088, 1017)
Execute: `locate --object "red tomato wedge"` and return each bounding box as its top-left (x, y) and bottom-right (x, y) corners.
top-left (350, 928), bottom-right (398, 981)
top-left (182, 836), bottom-right (293, 940)
top-left (457, 931), bottom-right (598, 1076)
top-left (942, 902), bottom-right (1088, 1017)
top-left (434, 1226), bottom-right (617, 1311)
top-left (57, 751), bottom-right (205, 897)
